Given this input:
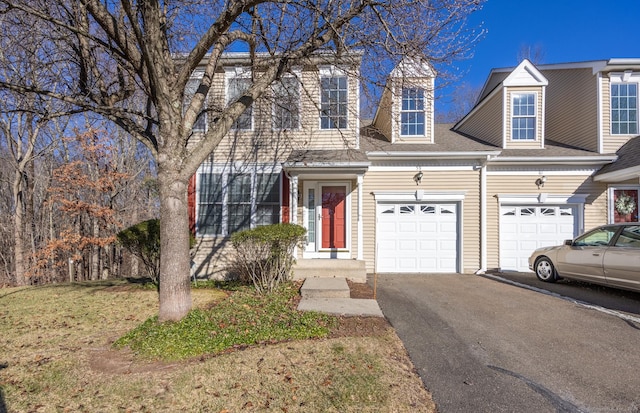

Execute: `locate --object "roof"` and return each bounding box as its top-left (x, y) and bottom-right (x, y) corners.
top-left (284, 149), bottom-right (369, 165)
top-left (361, 124), bottom-right (500, 156)
top-left (594, 136), bottom-right (640, 181)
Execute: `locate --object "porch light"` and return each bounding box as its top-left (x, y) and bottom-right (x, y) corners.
top-left (535, 175), bottom-right (547, 189)
top-left (414, 171), bottom-right (424, 185)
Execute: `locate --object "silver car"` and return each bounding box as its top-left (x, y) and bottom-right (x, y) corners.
top-left (529, 223), bottom-right (640, 293)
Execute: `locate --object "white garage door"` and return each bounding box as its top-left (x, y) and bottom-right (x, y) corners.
top-left (377, 203), bottom-right (458, 273)
top-left (500, 205), bottom-right (577, 272)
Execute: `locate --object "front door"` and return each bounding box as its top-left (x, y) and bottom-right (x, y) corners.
top-left (321, 185), bottom-right (346, 249)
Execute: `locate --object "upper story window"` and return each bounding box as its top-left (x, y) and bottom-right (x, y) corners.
top-left (511, 93), bottom-right (536, 140)
top-left (272, 77), bottom-right (300, 130)
top-left (611, 83), bottom-right (638, 135)
top-left (320, 75), bottom-right (348, 129)
top-left (227, 75), bottom-right (253, 130)
top-left (401, 87), bottom-right (425, 136)
top-left (185, 78), bottom-right (207, 132)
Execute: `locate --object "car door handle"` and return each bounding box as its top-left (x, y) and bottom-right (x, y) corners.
top-left (592, 253), bottom-right (600, 256)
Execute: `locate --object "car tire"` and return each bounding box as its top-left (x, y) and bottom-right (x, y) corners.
top-left (535, 257), bottom-right (557, 283)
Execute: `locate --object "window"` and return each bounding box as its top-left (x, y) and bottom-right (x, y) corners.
top-left (573, 226), bottom-right (617, 247)
top-left (197, 170), bottom-right (281, 236)
top-left (228, 77), bottom-right (253, 130)
top-left (611, 83), bottom-right (638, 135)
top-left (185, 78), bottom-right (207, 132)
top-left (615, 225), bottom-right (640, 248)
top-left (273, 77), bottom-right (300, 129)
top-left (320, 76), bottom-right (348, 129)
top-left (401, 88), bottom-right (425, 136)
top-left (511, 93), bottom-right (536, 140)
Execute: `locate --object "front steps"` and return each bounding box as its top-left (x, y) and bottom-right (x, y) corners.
top-left (297, 277), bottom-right (384, 317)
top-left (293, 259), bottom-right (367, 283)
top-left (300, 277), bottom-right (350, 299)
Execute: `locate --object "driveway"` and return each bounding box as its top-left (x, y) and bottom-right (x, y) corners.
top-left (373, 273), bottom-right (640, 413)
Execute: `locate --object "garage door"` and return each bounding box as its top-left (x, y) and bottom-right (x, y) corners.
top-left (500, 205), bottom-right (577, 272)
top-left (377, 203), bottom-right (458, 273)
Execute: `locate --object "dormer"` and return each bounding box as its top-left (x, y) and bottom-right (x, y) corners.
top-left (372, 58), bottom-right (435, 143)
top-left (455, 59), bottom-right (548, 149)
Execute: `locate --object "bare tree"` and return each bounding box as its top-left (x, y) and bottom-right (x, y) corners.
top-left (0, 0), bottom-right (485, 321)
top-left (517, 44), bottom-right (546, 65)
top-left (436, 81), bottom-right (481, 123)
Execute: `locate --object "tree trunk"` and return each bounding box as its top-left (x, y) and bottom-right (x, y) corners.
top-left (12, 171), bottom-right (27, 286)
top-left (91, 218), bottom-right (99, 280)
top-left (157, 169), bottom-right (192, 322)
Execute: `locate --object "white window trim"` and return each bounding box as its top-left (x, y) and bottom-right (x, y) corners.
top-left (225, 67), bottom-right (254, 131)
top-left (510, 92), bottom-right (538, 141)
top-left (373, 190), bottom-right (466, 202)
top-left (399, 87), bottom-right (427, 137)
top-left (271, 69), bottom-right (302, 131)
top-left (318, 65), bottom-right (349, 130)
top-left (607, 185), bottom-right (640, 223)
top-left (609, 71), bottom-right (639, 136)
top-left (195, 163), bottom-right (282, 237)
top-left (302, 180), bottom-right (352, 259)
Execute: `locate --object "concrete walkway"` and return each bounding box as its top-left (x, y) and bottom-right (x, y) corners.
top-left (297, 277), bottom-right (384, 317)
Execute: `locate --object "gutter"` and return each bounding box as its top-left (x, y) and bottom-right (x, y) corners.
top-left (366, 151), bottom-right (502, 160)
top-left (489, 155), bottom-right (617, 165)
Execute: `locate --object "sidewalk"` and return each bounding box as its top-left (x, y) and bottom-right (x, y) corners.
top-left (297, 277), bottom-right (384, 317)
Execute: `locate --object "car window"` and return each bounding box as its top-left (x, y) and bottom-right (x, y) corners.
top-left (573, 227), bottom-right (618, 247)
top-left (615, 225), bottom-right (640, 248)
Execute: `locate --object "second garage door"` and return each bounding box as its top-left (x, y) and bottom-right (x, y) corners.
top-left (376, 203), bottom-right (459, 273)
top-left (500, 205), bottom-right (578, 272)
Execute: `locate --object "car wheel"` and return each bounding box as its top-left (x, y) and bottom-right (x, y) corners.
top-left (535, 257), bottom-right (557, 283)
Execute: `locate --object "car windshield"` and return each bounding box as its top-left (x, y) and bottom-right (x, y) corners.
top-left (573, 226), bottom-right (618, 247)
top-left (614, 225), bottom-right (640, 248)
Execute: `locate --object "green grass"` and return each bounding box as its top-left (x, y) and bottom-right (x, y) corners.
top-left (115, 282), bottom-right (338, 360)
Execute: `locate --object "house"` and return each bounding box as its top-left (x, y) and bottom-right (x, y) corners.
top-left (189, 53), bottom-right (640, 279)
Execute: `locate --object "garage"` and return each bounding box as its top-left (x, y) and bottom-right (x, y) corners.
top-left (376, 202), bottom-right (459, 273)
top-left (500, 205), bottom-right (578, 272)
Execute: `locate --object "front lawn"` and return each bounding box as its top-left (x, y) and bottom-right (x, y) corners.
top-left (0, 279), bottom-right (435, 412)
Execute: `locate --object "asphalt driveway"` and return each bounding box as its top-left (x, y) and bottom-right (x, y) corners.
top-left (373, 273), bottom-right (640, 413)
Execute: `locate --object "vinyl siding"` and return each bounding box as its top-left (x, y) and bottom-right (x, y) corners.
top-left (456, 89), bottom-right (503, 147)
top-left (373, 86), bottom-right (393, 140)
top-left (190, 66), bottom-right (361, 164)
top-left (485, 170), bottom-right (608, 270)
top-left (543, 68), bottom-right (599, 151)
top-left (362, 168), bottom-right (481, 273)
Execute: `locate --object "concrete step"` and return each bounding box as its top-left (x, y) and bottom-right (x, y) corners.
top-left (293, 259), bottom-right (366, 283)
top-left (300, 277), bottom-right (350, 299)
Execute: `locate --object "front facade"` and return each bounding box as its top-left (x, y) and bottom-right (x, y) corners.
top-left (189, 54), bottom-right (640, 278)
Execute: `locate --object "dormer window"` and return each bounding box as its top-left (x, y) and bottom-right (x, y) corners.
top-left (511, 93), bottom-right (536, 140)
top-left (400, 87), bottom-right (425, 136)
top-left (611, 82), bottom-right (638, 135)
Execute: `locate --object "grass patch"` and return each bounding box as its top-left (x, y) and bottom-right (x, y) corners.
top-left (115, 282), bottom-right (337, 360)
top-left (0, 279), bottom-right (435, 412)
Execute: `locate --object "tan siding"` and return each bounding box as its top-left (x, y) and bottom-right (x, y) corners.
top-left (362, 169), bottom-right (481, 273)
top-left (543, 68), bottom-right (599, 151)
top-left (485, 172), bottom-right (608, 270)
top-left (373, 87), bottom-right (393, 140)
top-left (505, 86), bottom-right (544, 148)
top-left (456, 90), bottom-right (503, 147)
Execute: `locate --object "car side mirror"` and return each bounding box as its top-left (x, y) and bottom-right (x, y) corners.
top-left (564, 239), bottom-right (573, 246)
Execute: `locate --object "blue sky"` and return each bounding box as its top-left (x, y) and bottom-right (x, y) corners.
top-left (437, 0), bottom-right (640, 113)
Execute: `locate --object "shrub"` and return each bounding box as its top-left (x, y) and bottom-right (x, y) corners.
top-left (117, 219), bottom-right (161, 286)
top-left (230, 223), bottom-right (306, 294)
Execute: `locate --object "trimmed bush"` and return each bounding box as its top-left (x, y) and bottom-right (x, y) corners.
top-left (117, 219), bottom-right (161, 286)
top-left (231, 223), bottom-right (306, 293)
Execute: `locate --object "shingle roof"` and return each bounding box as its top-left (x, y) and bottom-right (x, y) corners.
top-left (361, 124), bottom-right (499, 153)
top-left (285, 148), bottom-right (369, 164)
top-left (595, 136), bottom-right (640, 176)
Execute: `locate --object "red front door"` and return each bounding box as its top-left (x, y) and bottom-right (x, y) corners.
top-left (321, 186), bottom-right (346, 249)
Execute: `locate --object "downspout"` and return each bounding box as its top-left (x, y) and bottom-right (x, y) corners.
top-left (357, 174), bottom-right (363, 260)
top-left (476, 155), bottom-right (491, 274)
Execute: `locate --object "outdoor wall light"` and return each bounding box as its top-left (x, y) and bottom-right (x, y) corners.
top-left (535, 175), bottom-right (547, 189)
top-left (414, 171), bottom-right (424, 185)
